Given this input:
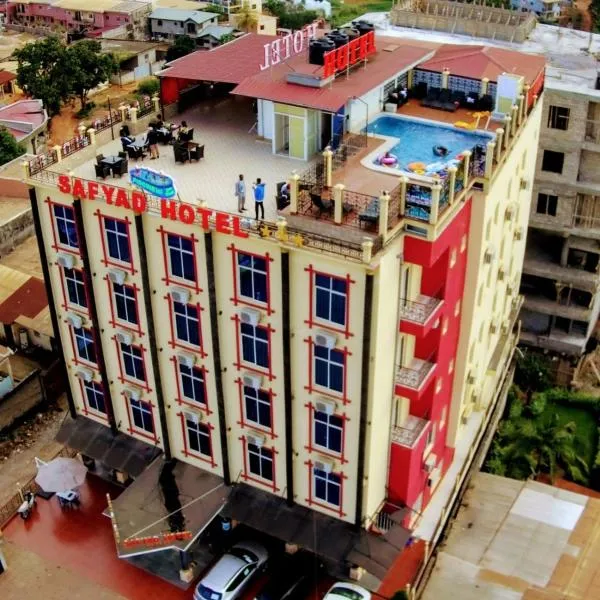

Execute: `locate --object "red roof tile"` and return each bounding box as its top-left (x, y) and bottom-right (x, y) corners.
top-left (0, 277), bottom-right (48, 325)
top-left (232, 39), bottom-right (435, 112)
top-left (0, 99), bottom-right (48, 141)
top-left (159, 33), bottom-right (280, 84)
top-left (418, 44), bottom-right (545, 84)
top-left (0, 71), bottom-right (16, 85)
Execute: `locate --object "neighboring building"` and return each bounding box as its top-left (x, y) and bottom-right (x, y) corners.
top-left (383, 7), bottom-right (600, 356)
top-left (23, 27), bottom-right (543, 584)
top-left (6, 0), bottom-right (152, 39)
top-left (0, 99), bottom-right (48, 154)
top-left (291, 0), bottom-right (331, 18)
top-left (100, 38), bottom-right (165, 84)
top-left (149, 8), bottom-right (220, 45)
top-left (0, 345), bottom-right (15, 399)
top-left (511, 0), bottom-right (561, 22)
top-left (0, 71), bottom-right (17, 99)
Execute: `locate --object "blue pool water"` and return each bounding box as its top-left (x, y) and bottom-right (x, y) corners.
top-left (366, 115), bottom-right (493, 169)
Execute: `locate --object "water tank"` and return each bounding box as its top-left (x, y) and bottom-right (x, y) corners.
top-left (326, 29), bottom-right (349, 49)
top-left (340, 27), bottom-right (360, 42)
top-left (352, 21), bottom-right (375, 37)
top-left (309, 38), bottom-right (336, 66)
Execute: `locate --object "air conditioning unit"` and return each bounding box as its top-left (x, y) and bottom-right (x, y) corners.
top-left (74, 367), bottom-right (93, 382)
top-left (483, 248), bottom-right (495, 264)
top-left (490, 321), bottom-right (498, 334)
top-left (239, 307), bottom-right (261, 327)
top-left (57, 252), bottom-right (75, 269)
top-left (423, 454), bottom-right (437, 473)
top-left (177, 352), bottom-right (196, 368)
top-left (467, 371), bottom-right (476, 385)
top-left (108, 268), bottom-right (127, 285)
top-left (65, 313), bottom-right (83, 329)
top-left (242, 373), bottom-right (262, 389)
top-left (115, 330), bottom-right (133, 345)
top-left (123, 386), bottom-right (141, 401)
top-left (514, 227), bottom-right (524, 241)
top-left (315, 398), bottom-right (336, 415)
top-left (184, 410), bottom-right (202, 424)
top-left (314, 330), bottom-right (336, 349)
top-left (246, 433), bottom-right (265, 448)
top-left (170, 287), bottom-right (190, 305)
top-left (314, 458), bottom-right (333, 473)
top-left (520, 178), bottom-right (529, 191)
top-left (505, 206), bottom-right (515, 222)
top-left (498, 268), bottom-right (505, 281)
top-left (507, 284), bottom-right (515, 296)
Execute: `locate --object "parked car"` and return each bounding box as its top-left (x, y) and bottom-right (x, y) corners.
top-left (194, 541), bottom-right (269, 600)
top-left (322, 583), bottom-right (372, 600)
top-left (254, 552), bottom-right (323, 600)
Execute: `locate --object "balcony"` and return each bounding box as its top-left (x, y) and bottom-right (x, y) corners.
top-left (584, 119), bottom-right (600, 148)
top-left (399, 295), bottom-right (444, 337)
top-left (391, 415), bottom-right (429, 449)
top-left (395, 355), bottom-right (436, 395)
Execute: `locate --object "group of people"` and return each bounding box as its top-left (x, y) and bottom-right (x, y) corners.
top-left (120, 114), bottom-right (191, 160)
top-left (235, 175), bottom-right (290, 221)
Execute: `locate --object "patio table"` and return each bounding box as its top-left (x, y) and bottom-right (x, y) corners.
top-left (359, 198), bottom-right (380, 228)
top-left (101, 155), bottom-right (123, 166)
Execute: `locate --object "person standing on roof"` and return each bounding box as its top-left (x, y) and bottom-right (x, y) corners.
top-left (253, 178), bottom-right (265, 221)
top-left (235, 174), bottom-right (246, 213)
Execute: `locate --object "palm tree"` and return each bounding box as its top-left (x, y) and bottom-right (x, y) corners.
top-left (234, 4), bottom-right (258, 33)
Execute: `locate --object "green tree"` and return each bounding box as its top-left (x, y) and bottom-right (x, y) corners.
top-left (514, 350), bottom-right (552, 402)
top-left (0, 127), bottom-right (25, 166)
top-left (235, 5), bottom-right (258, 32)
top-left (14, 36), bottom-right (71, 115)
top-left (219, 33), bottom-right (236, 44)
top-left (66, 40), bottom-right (118, 111)
top-left (265, 0), bottom-right (318, 29)
top-left (166, 36), bottom-right (196, 62)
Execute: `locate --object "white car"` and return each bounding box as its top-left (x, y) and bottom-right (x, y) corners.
top-left (194, 541), bottom-right (269, 600)
top-left (323, 583), bottom-right (372, 600)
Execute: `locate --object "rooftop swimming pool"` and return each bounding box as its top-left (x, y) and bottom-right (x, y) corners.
top-left (365, 115), bottom-right (494, 176)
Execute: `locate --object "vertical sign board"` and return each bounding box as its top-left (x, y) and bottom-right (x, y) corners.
top-left (323, 31), bottom-right (377, 79)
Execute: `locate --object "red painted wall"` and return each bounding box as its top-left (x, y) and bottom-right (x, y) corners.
top-left (160, 77), bottom-right (190, 106)
top-left (388, 199), bottom-right (472, 510)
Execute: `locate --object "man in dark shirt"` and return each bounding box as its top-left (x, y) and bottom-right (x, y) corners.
top-left (146, 126), bottom-right (159, 159)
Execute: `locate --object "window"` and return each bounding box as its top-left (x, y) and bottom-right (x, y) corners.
top-left (180, 364), bottom-right (206, 405)
top-left (313, 411), bottom-right (343, 454)
top-left (237, 252), bottom-right (268, 303)
top-left (74, 328), bottom-right (96, 364)
top-left (240, 323), bottom-right (269, 368)
top-left (449, 248), bottom-right (457, 268)
top-left (53, 204), bottom-right (78, 249)
top-left (130, 398), bottom-right (154, 433)
top-left (186, 418), bottom-right (211, 457)
top-left (426, 425), bottom-right (435, 448)
top-left (174, 302), bottom-right (201, 347)
top-left (536, 193), bottom-right (558, 217)
top-left (315, 274), bottom-right (347, 326)
top-left (244, 387), bottom-right (271, 429)
top-left (157, 19), bottom-right (162, 25)
top-left (168, 234), bottom-right (196, 282)
top-left (547, 105), bottom-right (570, 131)
top-left (64, 268), bottom-right (87, 308)
top-left (104, 218), bottom-right (130, 264)
top-left (121, 343), bottom-right (145, 382)
top-left (114, 283), bottom-right (137, 324)
top-left (541, 150), bottom-right (564, 174)
top-left (314, 346), bottom-right (344, 393)
top-left (83, 381), bottom-right (105, 414)
top-left (247, 443), bottom-right (273, 481)
top-left (313, 468), bottom-right (341, 507)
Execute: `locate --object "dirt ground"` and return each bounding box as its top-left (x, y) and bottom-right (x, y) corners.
top-left (575, 0), bottom-right (592, 31)
top-left (0, 236), bottom-right (44, 279)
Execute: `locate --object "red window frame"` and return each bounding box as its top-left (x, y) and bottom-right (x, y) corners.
top-left (227, 244), bottom-right (274, 316)
top-left (105, 277), bottom-right (144, 336)
top-left (77, 378), bottom-right (109, 422)
top-left (235, 378), bottom-right (277, 439)
top-left (113, 337), bottom-right (152, 393)
top-left (58, 265), bottom-right (90, 317)
top-left (95, 210), bottom-right (136, 275)
top-left (305, 265), bottom-right (354, 339)
top-left (304, 337), bottom-right (351, 405)
top-left (240, 436), bottom-right (279, 493)
top-left (158, 226), bottom-right (201, 294)
top-left (305, 459), bottom-right (347, 518)
top-left (178, 412), bottom-right (216, 468)
top-left (166, 294), bottom-right (207, 357)
top-left (170, 356), bottom-right (211, 414)
top-left (305, 402), bottom-right (348, 464)
top-left (231, 314), bottom-right (276, 381)
top-left (123, 393), bottom-right (158, 443)
top-left (45, 198), bottom-right (80, 256)
top-left (68, 324), bottom-right (98, 368)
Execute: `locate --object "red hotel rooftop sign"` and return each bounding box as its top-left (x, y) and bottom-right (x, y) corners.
top-left (323, 31), bottom-right (376, 79)
top-left (57, 174), bottom-right (249, 239)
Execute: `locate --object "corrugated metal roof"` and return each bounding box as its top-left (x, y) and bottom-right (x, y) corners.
top-left (199, 25), bottom-right (235, 39)
top-left (149, 8), bottom-right (217, 23)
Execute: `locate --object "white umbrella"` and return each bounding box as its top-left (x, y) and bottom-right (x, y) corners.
top-left (35, 457), bottom-right (88, 493)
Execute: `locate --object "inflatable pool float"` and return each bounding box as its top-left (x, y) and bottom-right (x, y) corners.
top-left (425, 162), bottom-right (446, 173)
top-left (377, 154), bottom-right (398, 166)
top-left (433, 145), bottom-right (449, 157)
top-left (408, 162), bottom-right (426, 174)
top-left (454, 121), bottom-right (476, 130)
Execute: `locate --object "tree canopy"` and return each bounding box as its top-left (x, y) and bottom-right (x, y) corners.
top-left (0, 126), bottom-right (25, 166)
top-left (166, 36), bottom-right (196, 62)
top-left (264, 1), bottom-right (318, 30)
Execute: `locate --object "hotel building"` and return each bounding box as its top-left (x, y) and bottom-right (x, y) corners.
top-left (24, 29), bottom-right (544, 585)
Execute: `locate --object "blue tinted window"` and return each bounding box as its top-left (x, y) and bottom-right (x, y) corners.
top-left (53, 204), bottom-right (78, 248)
top-left (74, 327), bottom-right (96, 364)
top-left (314, 411), bottom-right (343, 453)
top-left (240, 323), bottom-right (269, 368)
top-left (186, 420), bottom-right (211, 456)
top-left (114, 283), bottom-right (137, 324)
top-left (244, 386), bottom-right (271, 428)
top-left (174, 302), bottom-right (200, 347)
top-left (180, 364), bottom-right (205, 405)
top-left (248, 443), bottom-right (273, 481)
top-left (121, 343), bottom-right (145, 381)
top-left (84, 381), bottom-right (105, 414)
top-left (315, 274), bottom-right (347, 326)
top-left (65, 268), bottom-right (86, 308)
top-left (237, 252), bottom-right (268, 303)
top-left (104, 218), bottom-right (130, 263)
top-left (314, 346), bottom-right (344, 392)
top-left (314, 468), bottom-right (341, 506)
top-left (130, 398), bottom-right (153, 433)
top-left (167, 234), bottom-right (195, 282)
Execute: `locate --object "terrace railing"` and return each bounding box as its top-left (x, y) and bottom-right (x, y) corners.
top-left (399, 293), bottom-right (443, 325)
top-left (62, 134), bottom-right (90, 158)
top-left (396, 352), bottom-right (437, 390)
top-left (340, 188), bottom-right (378, 228)
top-left (27, 148), bottom-right (59, 176)
top-left (91, 110), bottom-right (122, 134)
top-left (405, 183), bottom-right (433, 222)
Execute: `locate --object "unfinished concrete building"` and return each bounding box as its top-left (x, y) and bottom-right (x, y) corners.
top-left (379, 6), bottom-right (600, 356)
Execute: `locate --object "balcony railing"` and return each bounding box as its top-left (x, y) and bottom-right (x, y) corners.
top-left (585, 119), bottom-right (600, 145)
top-left (391, 414), bottom-right (428, 448)
top-left (572, 213), bottom-right (600, 230)
top-left (396, 354), bottom-right (436, 390)
top-left (399, 295), bottom-right (442, 325)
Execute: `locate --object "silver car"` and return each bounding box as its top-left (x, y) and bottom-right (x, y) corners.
top-left (323, 583), bottom-right (372, 600)
top-left (194, 541), bottom-right (269, 600)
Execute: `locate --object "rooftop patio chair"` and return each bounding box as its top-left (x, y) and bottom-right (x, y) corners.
top-left (359, 198), bottom-right (379, 228)
top-left (451, 90), bottom-right (467, 107)
top-left (173, 143), bottom-right (189, 163)
top-left (95, 163), bottom-right (110, 179)
top-left (114, 159), bottom-right (128, 178)
top-left (126, 146), bottom-right (143, 161)
top-left (479, 94), bottom-right (494, 112)
top-left (276, 182), bottom-right (290, 210)
top-left (189, 144), bottom-right (204, 162)
top-left (413, 81), bottom-right (428, 100)
top-left (96, 154), bottom-right (104, 165)
top-left (118, 151), bottom-right (127, 159)
top-left (466, 91), bottom-right (479, 107)
top-left (311, 192), bottom-right (332, 216)
top-left (421, 87), bottom-right (441, 109)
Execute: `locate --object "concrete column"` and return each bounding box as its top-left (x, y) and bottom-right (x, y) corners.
top-left (276, 216), bottom-right (288, 242)
top-left (361, 238), bottom-right (373, 263)
top-left (495, 129), bottom-right (504, 162)
top-left (442, 68), bottom-right (450, 89)
top-left (511, 106), bottom-right (518, 136)
top-left (152, 94), bottom-right (160, 114)
top-left (290, 172), bottom-right (300, 214)
top-left (119, 105), bottom-right (128, 123)
top-left (130, 107), bottom-right (138, 123)
top-left (533, 94), bottom-right (539, 106)
top-left (87, 128), bottom-right (96, 145)
top-left (400, 176), bottom-right (408, 215)
top-left (333, 183), bottom-right (345, 224)
top-left (21, 160), bottom-right (29, 179)
top-left (448, 166), bottom-right (457, 204)
top-left (481, 77), bottom-right (489, 96)
top-left (429, 184), bottom-right (441, 224)
top-left (407, 69), bottom-right (413, 89)
top-left (378, 191), bottom-right (390, 237)
top-left (485, 141), bottom-right (496, 178)
top-left (77, 123), bottom-right (86, 138)
top-left (323, 146), bottom-right (333, 187)
top-left (517, 95), bottom-right (525, 126)
top-left (53, 145), bottom-right (62, 162)
top-left (503, 116), bottom-right (511, 147)
top-left (462, 150), bottom-right (471, 188)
